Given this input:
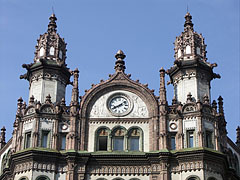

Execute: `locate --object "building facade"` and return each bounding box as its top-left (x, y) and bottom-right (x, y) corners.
top-left (0, 13), bottom-right (239, 180)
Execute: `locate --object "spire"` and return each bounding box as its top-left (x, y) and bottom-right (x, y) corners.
top-left (218, 96), bottom-right (224, 114)
top-left (48, 13), bottom-right (57, 33)
top-left (184, 12), bottom-right (194, 31)
top-left (71, 68), bottom-right (79, 105)
top-left (0, 126), bottom-right (6, 149)
top-left (159, 67), bottom-right (167, 104)
top-left (114, 50), bottom-right (126, 73)
top-left (236, 126), bottom-right (240, 148)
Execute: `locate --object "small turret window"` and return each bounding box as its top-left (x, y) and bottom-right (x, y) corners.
top-left (39, 47), bottom-right (45, 57)
top-left (177, 49), bottom-right (181, 58)
top-left (196, 47), bottom-right (201, 55)
top-left (186, 45), bottom-right (191, 54)
top-left (187, 130), bottom-right (194, 148)
top-left (25, 132), bottom-right (31, 149)
top-left (59, 50), bottom-right (63, 59)
top-left (49, 46), bottom-right (55, 56)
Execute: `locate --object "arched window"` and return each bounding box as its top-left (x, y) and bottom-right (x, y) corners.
top-left (128, 128), bottom-right (142, 151)
top-left (186, 45), bottom-right (191, 54)
top-left (49, 46), bottom-right (55, 55)
top-left (19, 177), bottom-right (29, 180)
top-left (39, 47), bottom-right (45, 57)
top-left (96, 178), bottom-right (107, 180)
top-left (96, 128), bottom-right (109, 151)
top-left (196, 47), bottom-right (201, 55)
top-left (186, 176), bottom-right (200, 180)
top-left (177, 49), bottom-right (181, 58)
top-left (112, 127), bottom-right (126, 151)
top-left (36, 175), bottom-right (50, 180)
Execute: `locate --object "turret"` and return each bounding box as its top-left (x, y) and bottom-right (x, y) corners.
top-left (20, 14), bottom-right (71, 104)
top-left (167, 12), bottom-right (220, 104)
top-left (159, 67), bottom-right (168, 150)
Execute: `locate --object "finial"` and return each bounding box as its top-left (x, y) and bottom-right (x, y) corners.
top-left (236, 126), bottom-right (240, 148)
top-left (160, 67), bottom-right (165, 73)
top-left (114, 50), bottom-right (126, 73)
top-left (212, 100), bottom-right (217, 109)
top-left (0, 126), bottom-right (6, 149)
top-left (45, 94), bottom-right (52, 104)
top-left (48, 13), bottom-right (57, 33)
top-left (218, 96), bottom-right (224, 114)
top-left (29, 95), bottom-right (35, 104)
top-left (184, 12), bottom-right (194, 31)
top-left (172, 96), bottom-right (177, 105)
top-left (187, 92), bottom-right (193, 102)
top-left (61, 98), bottom-right (66, 106)
top-left (203, 94), bottom-right (209, 104)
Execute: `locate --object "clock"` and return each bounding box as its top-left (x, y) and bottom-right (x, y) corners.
top-left (107, 93), bottom-right (132, 116)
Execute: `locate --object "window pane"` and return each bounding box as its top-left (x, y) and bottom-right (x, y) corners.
top-left (113, 137), bottom-right (124, 151)
top-left (42, 132), bottom-right (49, 148)
top-left (61, 135), bottom-right (66, 150)
top-left (98, 136), bottom-right (107, 151)
top-left (171, 136), bottom-right (176, 150)
top-left (130, 137), bottom-right (139, 151)
top-left (25, 133), bottom-right (31, 148)
top-left (189, 132), bottom-right (194, 148)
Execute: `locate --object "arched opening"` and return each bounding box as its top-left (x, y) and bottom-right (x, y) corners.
top-left (49, 46), bottom-right (55, 55)
top-left (177, 49), bottom-right (181, 58)
top-left (186, 45), bottom-right (191, 54)
top-left (36, 175), bottom-right (50, 180)
top-left (19, 177), bottom-right (29, 180)
top-left (39, 47), bottom-right (45, 57)
top-left (186, 175), bottom-right (200, 180)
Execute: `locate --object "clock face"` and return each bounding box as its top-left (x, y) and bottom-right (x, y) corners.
top-left (108, 94), bottom-right (132, 116)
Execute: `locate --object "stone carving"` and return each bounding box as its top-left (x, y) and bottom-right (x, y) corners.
top-left (90, 90), bottom-right (149, 118)
top-left (41, 106), bottom-right (54, 113)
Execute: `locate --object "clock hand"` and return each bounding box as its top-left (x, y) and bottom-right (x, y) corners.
top-left (112, 102), bottom-right (124, 109)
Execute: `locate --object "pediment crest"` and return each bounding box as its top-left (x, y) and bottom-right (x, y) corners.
top-left (40, 105), bottom-right (55, 114)
top-left (183, 103), bottom-right (197, 113)
top-left (25, 106), bottom-right (35, 115)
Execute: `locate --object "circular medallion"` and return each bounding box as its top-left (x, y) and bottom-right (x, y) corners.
top-left (107, 93), bottom-right (133, 116)
top-left (170, 123), bottom-right (177, 130)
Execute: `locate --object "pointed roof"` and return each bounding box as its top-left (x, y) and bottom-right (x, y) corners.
top-left (48, 13), bottom-right (57, 33)
top-left (184, 12), bottom-right (194, 31)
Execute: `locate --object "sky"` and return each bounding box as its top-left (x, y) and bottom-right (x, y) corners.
top-left (0, 0), bottom-right (239, 144)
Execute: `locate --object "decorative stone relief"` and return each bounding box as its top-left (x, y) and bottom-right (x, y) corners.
top-left (90, 90), bottom-right (149, 118)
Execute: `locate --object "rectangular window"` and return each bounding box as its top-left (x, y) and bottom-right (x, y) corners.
top-left (60, 134), bottom-right (66, 150)
top-left (129, 137), bottom-right (139, 151)
top-left (41, 131), bottom-right (49, 148)
top-left (98, 136), bottom-right (107, 151)
top-left (206, 131), bottom-right (213, 148)
top-left (187, 131), bottom-right (194, 148)
top-left (113, 137), bottom-right (124, 151)
top-left (171, 135), bottom-right (176, 150)
top-left (25, 132), bottom-right (31, 149)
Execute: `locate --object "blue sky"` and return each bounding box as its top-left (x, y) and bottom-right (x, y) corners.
top-left (0, 0), bottom-right (239, 143)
